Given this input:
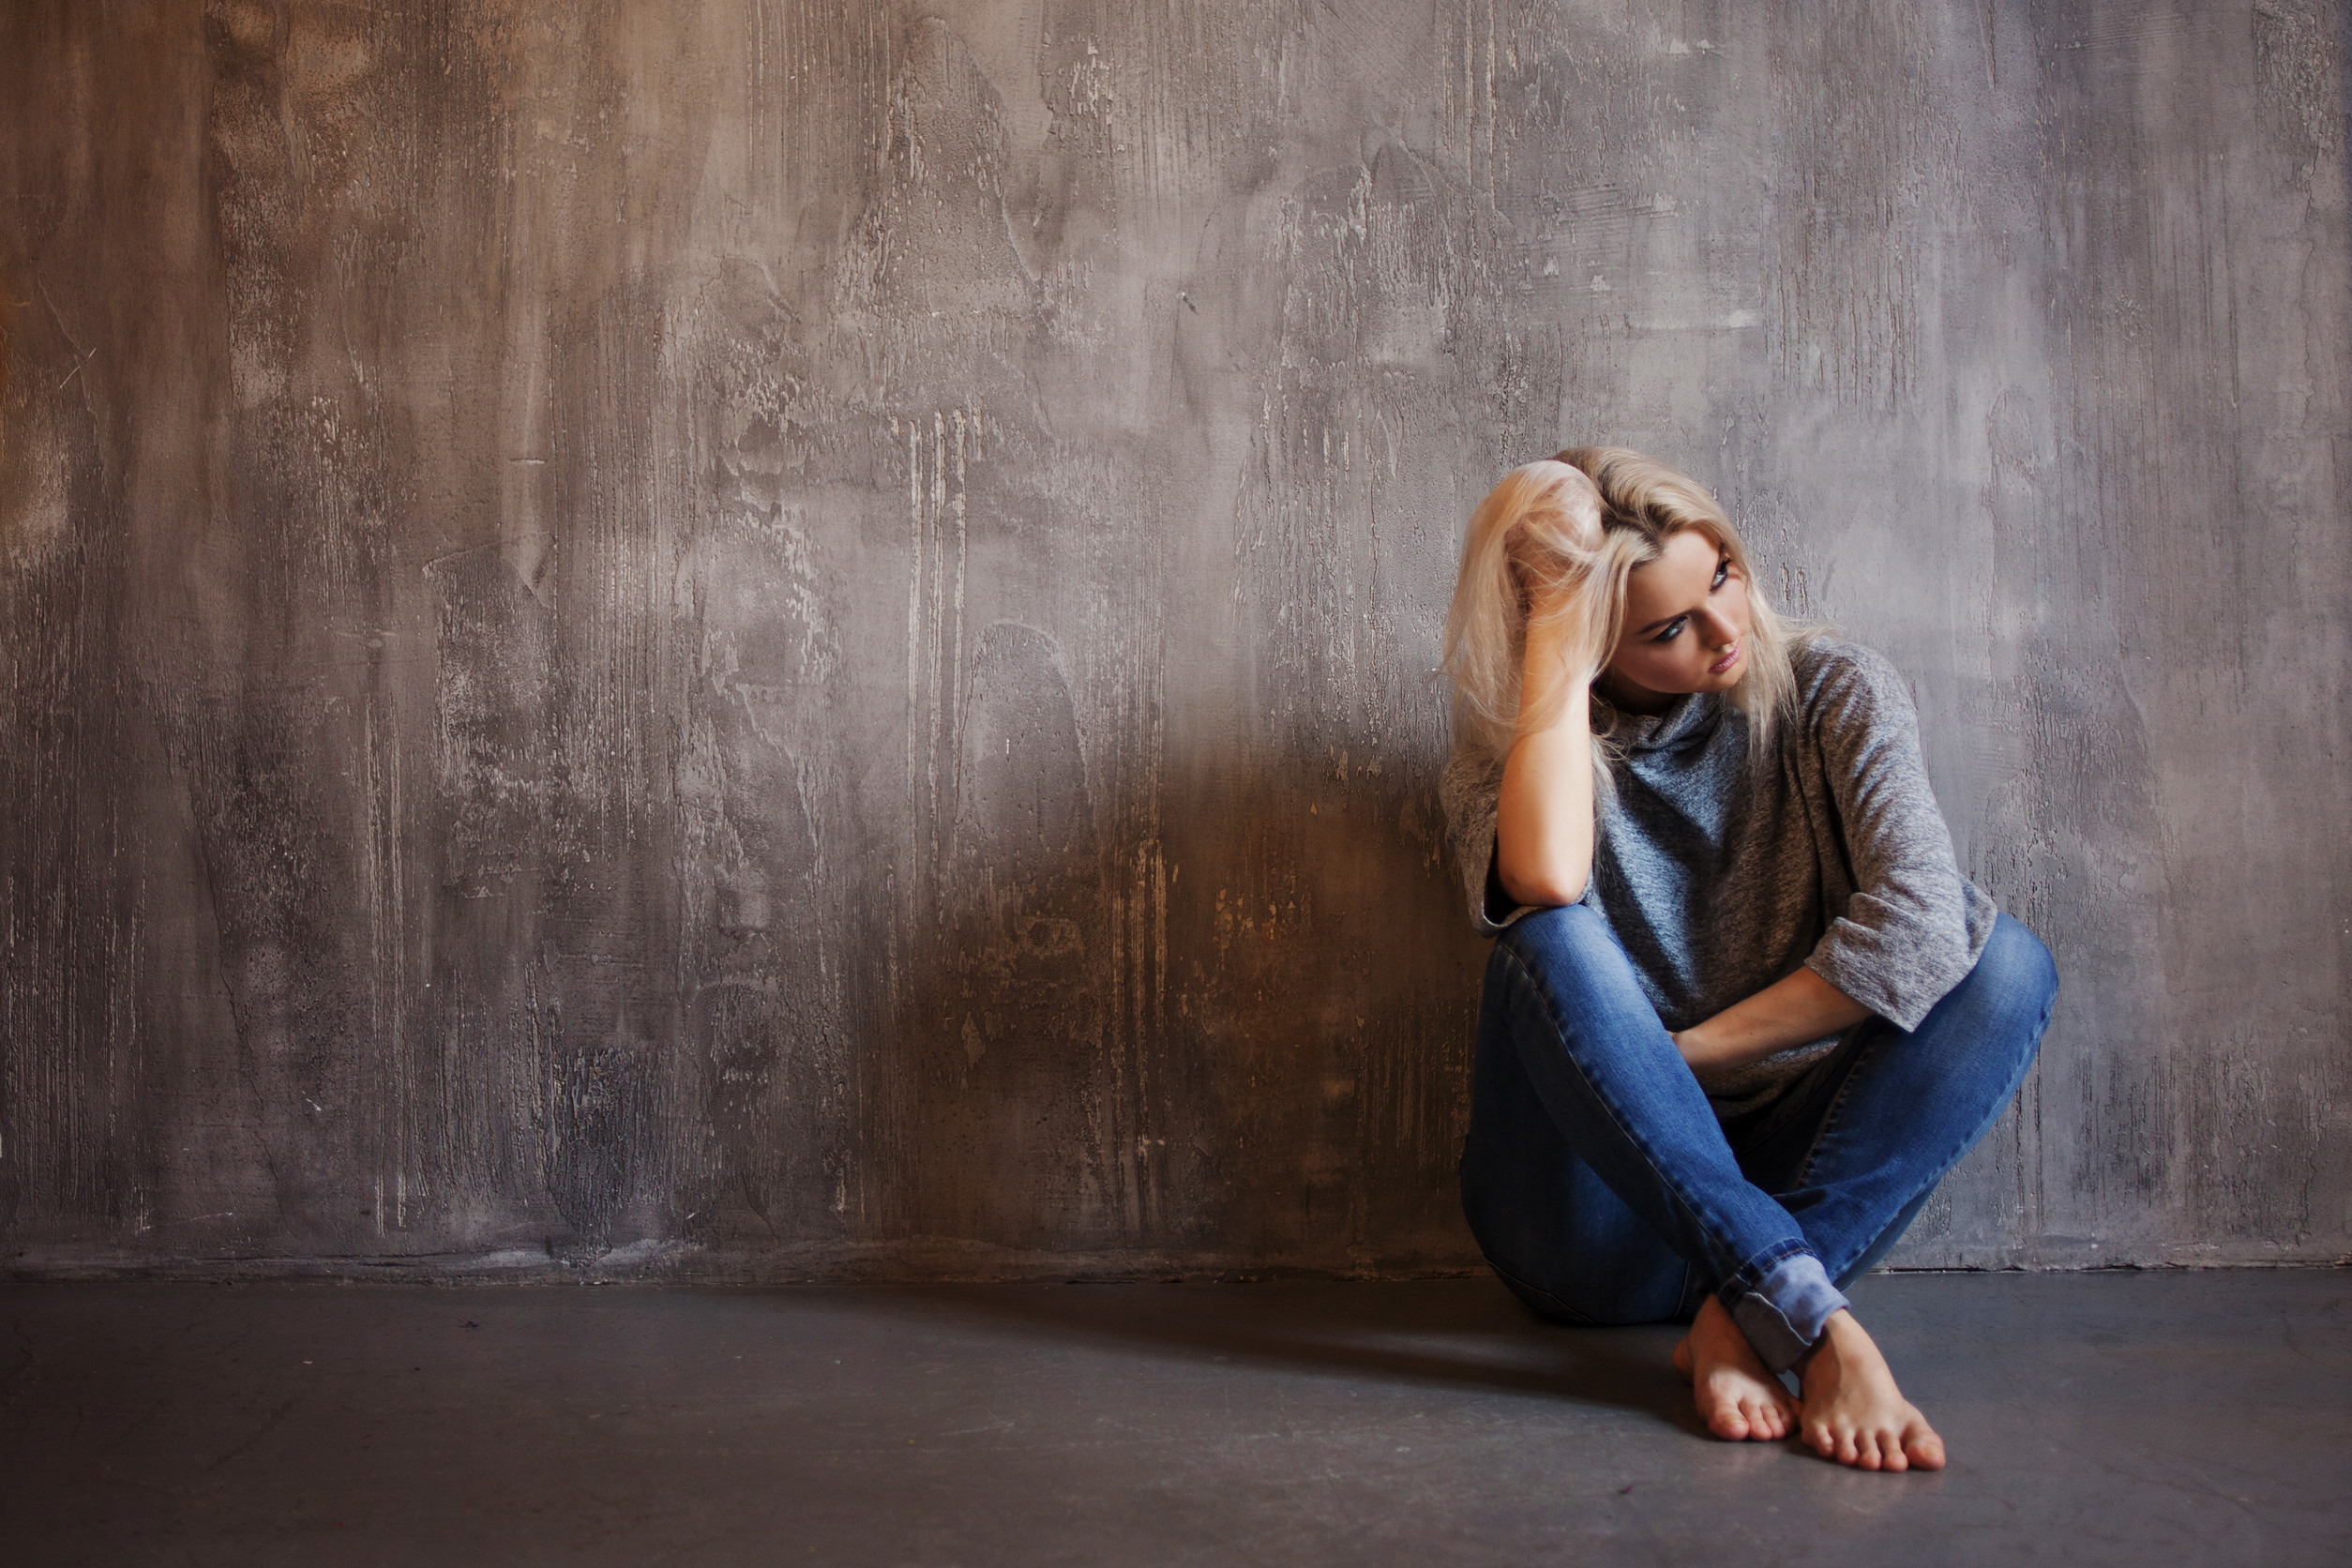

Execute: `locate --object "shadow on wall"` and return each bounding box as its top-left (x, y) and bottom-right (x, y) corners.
top-left (652, 242), bottom-right (1491, 1278)
top-left (865, 637), bottom-right (1493, 1280)
top-left (445, 609), bottom-right (1490, 1279)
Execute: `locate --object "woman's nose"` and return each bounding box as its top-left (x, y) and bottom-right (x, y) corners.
top-left (1695, 607), bottom-right (1739, 647)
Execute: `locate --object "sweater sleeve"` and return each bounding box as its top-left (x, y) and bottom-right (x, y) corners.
top-left (1798, 646), bottom-right (1981, 1031)
top-left (1437, 747), bottom-right (1537, 939)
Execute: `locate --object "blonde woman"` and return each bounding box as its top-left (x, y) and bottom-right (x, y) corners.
top-left (1438, 449), bottom-right (2058, 1472)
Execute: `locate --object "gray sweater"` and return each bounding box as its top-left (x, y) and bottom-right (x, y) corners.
top-left (1438, 637), bottom-right (1998, 1115)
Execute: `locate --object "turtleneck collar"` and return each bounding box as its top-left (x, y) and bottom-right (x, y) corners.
top-left (1596, 686), bottom-right (1729, 754)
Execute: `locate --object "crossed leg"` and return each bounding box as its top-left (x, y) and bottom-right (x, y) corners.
top-left (1462, 905), bottom-right (2057, 1470)
top-left (1732, 912), bottom-right (2058, 1469)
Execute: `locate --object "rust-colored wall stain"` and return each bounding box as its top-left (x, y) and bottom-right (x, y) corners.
top-left (1, 1), bottom-right (2344, 1278)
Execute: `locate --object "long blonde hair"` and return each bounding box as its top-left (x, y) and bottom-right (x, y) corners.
top-left (1440, 446), bottom-right (1810, 798)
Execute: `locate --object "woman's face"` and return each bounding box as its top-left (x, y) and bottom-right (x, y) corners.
top-left (1600, 528), bottom-right (1751, 711)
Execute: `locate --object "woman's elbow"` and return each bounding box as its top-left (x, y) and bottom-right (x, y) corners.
top-left (1499, 859), bottom-right (1588, 909)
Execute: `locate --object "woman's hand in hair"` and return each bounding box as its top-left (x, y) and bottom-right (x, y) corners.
top-left (1525, 563), bottom-right (1614, 681)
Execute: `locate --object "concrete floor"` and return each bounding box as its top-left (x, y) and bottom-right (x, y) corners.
top-left (2, 1271), bottom-right (2344, 1566)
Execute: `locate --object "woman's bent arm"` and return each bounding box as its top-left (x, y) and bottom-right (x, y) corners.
top-left (1675, 967), bottom-right (1873, 1073)
top-left (1494, 610), bottom-right (1596, 908)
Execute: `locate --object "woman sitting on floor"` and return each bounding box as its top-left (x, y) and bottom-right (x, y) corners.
top-left (1438, 448), bottom-right (2059, 1472)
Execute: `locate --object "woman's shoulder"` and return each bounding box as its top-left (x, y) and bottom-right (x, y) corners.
top-left (1787, 634), bottom-right (1917, 727)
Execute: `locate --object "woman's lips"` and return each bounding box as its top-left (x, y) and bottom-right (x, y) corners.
top-left (1709, 641), bottom-right (1741, 674)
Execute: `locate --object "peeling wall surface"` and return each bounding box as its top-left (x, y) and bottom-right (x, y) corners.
top-left (2, 1), bottom-right (2346, 1279)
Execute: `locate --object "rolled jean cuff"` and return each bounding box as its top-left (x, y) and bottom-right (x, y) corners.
top-left (1726, 1251), bottom-right (1849, 1374)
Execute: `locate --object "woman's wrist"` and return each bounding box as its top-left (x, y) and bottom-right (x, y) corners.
top-left (1677, 970), bottom-right (1874, 1073)
top-left (1522, 603), bottom-right (1586, 662)
top-left (1673, 1022), bottom-right (1722, 1070)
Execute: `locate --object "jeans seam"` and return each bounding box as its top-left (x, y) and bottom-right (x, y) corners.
top-left (1497, 939), bottom-right (1807, 1301)
top-left (1789, 1022), bottom-right (1879, 1193)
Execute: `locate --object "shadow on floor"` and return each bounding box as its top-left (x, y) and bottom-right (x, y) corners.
top-left (816, 1275), bottom-right (1703, 1432)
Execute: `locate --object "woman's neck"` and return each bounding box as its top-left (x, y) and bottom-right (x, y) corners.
top-left (1596, 667), bottom-right (1685, 716)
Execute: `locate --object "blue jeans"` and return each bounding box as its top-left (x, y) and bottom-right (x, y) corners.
top-left (1459, 904), bottom-right (2058, 1372)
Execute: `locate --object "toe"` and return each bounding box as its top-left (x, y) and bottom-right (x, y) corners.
top-left (1834, 1427), bottom-right (1861, 1467)
top-left (1877, 1430), bottom-right (1907, 1472)
top-left (1698, 1387), bottom-right (1748, 1440)
top-left (1907, 1426), bottom-right (1947, 1471)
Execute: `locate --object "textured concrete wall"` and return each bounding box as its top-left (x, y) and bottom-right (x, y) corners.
top-left (1, 0), bottom-right (2345, 1280)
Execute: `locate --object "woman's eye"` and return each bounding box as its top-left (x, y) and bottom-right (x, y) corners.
top-left (1653, 618), bottom-right (1685, 643)
top-left (1711, 560), bottom-right (1730, 590)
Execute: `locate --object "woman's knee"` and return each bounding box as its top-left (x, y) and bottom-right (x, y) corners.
top-left (1975, 912), bottom-right (2059, 1014)
top-left (1493, 901), bottom-right (1621, 990)
top-left (1927, 912), bottom-right (2058, 1081)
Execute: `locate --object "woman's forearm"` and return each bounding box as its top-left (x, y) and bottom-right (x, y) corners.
top-left (1675, 965), bottom-right (1873, 1073)
top-left (1495, 614), bottom-right (1596, 908)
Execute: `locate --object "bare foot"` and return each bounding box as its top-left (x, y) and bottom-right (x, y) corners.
top-left (1795, 1309), bottom-right (1946, 1472)
top-left (1672, 1294), bottom-right (1798, 1442)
